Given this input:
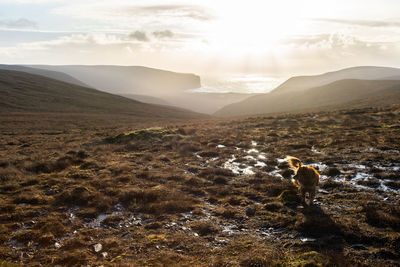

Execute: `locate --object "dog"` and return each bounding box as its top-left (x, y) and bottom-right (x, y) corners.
top-left (287, 156), bottom-right (319, 206)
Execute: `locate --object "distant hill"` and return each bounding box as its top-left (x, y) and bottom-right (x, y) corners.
top-left (274, 66), bottom-right (400, 93)
top-left (381, 75), bottom-right (400, 80)
top-left (0, 70), bottom-right (206, 119)
top-left (122, 94), bottom-right (170, 105)
top-left (0, 64), bottom-right (88, 87)
top-left (28, 65), bottom-right (201, 96)
top-left (214, 79), bottom-right (400, 117)
top-left (25, 64), bottom-right (257, 114)
top-left (163, 92), bottom-right (261, 114)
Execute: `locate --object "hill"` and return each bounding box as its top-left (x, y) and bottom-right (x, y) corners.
top-left (274, 66), bottom-right (400, 93)
top-left (28, 65), bottom-right (201, 96)
top-left (214, 79), bottom-right (400, 117)
top-left (0, 70), bottom-right (205, 119)
top-left (24, 65), bottom-right (258, 114)
top-left (0, 64), bottom-right (87, 87)
top-left (121, 94), bottom-right (170, 105)
top-left (163, 92), bottom-right (261, 114)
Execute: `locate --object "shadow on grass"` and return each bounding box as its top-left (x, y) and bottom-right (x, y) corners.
top-left (297, 204), bottom-right (346, 263)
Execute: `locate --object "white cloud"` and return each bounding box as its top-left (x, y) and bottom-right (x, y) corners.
top-left (0, 0), bottom-right (64, 3)
top-left (51, 1), bottom-right (214, 33)
top-left (312, 18), bottom-right (400, 28)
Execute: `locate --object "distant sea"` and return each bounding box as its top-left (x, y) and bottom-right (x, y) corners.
top-left (187, 75), bottom-right (284, 94)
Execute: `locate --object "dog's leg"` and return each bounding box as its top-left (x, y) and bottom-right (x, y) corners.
top-left (309, 189), bottom-right (315, 206)
top-left (300, 187), bottom-right (306, 205)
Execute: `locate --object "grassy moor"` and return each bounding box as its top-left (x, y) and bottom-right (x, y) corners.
top-left (0, 104), bottom-right (399, 266)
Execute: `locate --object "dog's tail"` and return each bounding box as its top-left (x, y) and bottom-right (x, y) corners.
top-left (287, 156), bottom-right (302, 170)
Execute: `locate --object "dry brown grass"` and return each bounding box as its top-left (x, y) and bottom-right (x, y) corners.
top-left (0, 106), bottom-right (400, 266)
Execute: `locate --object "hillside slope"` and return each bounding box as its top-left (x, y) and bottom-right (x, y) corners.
top-left (0, 64), bottom-right (88, 87)
top-left (29, 65), bottom-right (201, 96)
top-left (121, 94), bottom-right (170, 105)
top-left (214, 79), bottom-right (400, 117)
top-left (274, 66), bottom-right (400, 93)
top-left (0, 70), bottom-right (205, 119)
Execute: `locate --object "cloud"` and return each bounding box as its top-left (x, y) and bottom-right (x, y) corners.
top-left (52, 2), bottom-right (214, 31)
top-left (312, 18), bottom-right (400, 28)
top-left (282, 33), bottom-right (379, 50)
top-left (279, 33), bottom-right (400, 70)
top-left (153, 30), bottom-right (174, 38)
top-left (128, 31), bottom-right (149, 42)
top-left (129, 5), bottom-right (214, 21)
top-left (0, 18), bottom-right (37, 29)
top-left (4, 0), bottom-right (64, 3)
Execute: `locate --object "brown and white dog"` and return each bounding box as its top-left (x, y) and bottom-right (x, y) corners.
top-left (287, 156), bottom-right (320, 206)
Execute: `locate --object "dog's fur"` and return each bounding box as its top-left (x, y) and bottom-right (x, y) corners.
top-left (287, 156), bottom-right (319, 205)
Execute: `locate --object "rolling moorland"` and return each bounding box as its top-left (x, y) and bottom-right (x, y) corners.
top-left (215, 66), bottom-right (400, 117)
top-left (0, 69), bottom-right (205, 120)
top-left (26, 65), bottom-right (260, 114)
top-left (0, 109), bottom-right (399, 265)
top-left (0, 65), bottom-right (88, 88)
top-left (0, 66), bottom-right (399, 266)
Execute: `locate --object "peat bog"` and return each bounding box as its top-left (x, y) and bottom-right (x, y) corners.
top-left (0, 106), bottom-right (400, 266)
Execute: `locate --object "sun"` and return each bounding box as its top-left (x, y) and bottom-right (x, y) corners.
top-left (203, 1), bottom-right (306, 53)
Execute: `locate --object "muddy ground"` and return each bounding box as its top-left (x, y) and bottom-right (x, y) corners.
top-left (0, 106), bottom-right (399, 266)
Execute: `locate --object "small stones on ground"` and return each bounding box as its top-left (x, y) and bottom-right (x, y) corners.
top-left (94, 243), bottom-right (102, 253)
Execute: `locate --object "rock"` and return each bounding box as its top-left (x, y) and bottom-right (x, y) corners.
top-left (101, 252), bottom-right (108, 259)
top-left (246, 207), bottom-right (256, 217)
top-left (94, 243), bottom-right (102, 253)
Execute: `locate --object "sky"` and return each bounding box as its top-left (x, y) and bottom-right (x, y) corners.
top-left (0, 0), bottom-right (400, 77)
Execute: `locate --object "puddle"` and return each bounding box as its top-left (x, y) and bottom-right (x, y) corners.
top-left (347, 164), bottom-right (368, 169)
top-left (255, 161), bottom-right (267, 167)
top-left (255, 227), bottom-right (285, 239)
top-left (206, 157), bottom-right (219, 163)
top-left (83, 204), bottom-right (143, 229)
top-left (220, 224), bottom-right (244, 236)
top-left (277, 158), bottom-right (287, 163)
top-left (300, 237), bottom-right (317, 243)
top-left (267, 167), bottom-right (284, 179)
top-left (308, 162), bottom-right (329, 172)
top-left (363, 147), bottom-right (400, 154)
top-left (311, 146), bottom-right (324, 154)
top-left (222, 155), bottom-right (255, 175)
top-left (258, 154), bottom-right (266, 160)
top-left (322, 162), bottom-right (400, 195)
